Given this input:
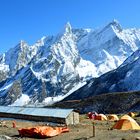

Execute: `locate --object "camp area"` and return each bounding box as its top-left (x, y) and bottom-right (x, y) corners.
top-left (0, 113), bottom-right (140, 140)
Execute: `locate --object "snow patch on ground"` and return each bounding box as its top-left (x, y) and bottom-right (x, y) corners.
top-left (76, 59), bottom-right (98, 79)
top-left (10, 94), bottom-right (30, 106)
top-left (43, 82), bottom-right (86, 105)
top-left (0, 64), bottom-right (9, 71)
top-left (109, 84), bottom-right (116, 91)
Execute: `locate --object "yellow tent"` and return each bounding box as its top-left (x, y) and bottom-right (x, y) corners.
top-left (108, 114), bottom-right (119, 121)
top-left (121, 114), bottom-right (132, 120)
top-left (112, 115), bottom-right (140, 130)
top-left (95, 114), bottom-right (107, 121)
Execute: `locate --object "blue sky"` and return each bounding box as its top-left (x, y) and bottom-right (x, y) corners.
top-left (0, 0), bottom-right (140, 54)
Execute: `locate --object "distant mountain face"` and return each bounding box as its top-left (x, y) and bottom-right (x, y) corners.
top-left (63, 48), bottom-right (140, 101)
top-left (0, 20), bottom-right (140, 106)
top-left (75, 20), bottom-right (140, 75)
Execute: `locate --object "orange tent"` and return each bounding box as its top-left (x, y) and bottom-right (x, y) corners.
top-left (108, 114), bottom-right (119, 121)
top-left (112, 115), bottom-right (140, 130)
top-left (95, 114), bottom-right (107, 121)
top-left (18, 126), bottom-right (69, 138)
top-left (128, 112), bottom-right (136, 117)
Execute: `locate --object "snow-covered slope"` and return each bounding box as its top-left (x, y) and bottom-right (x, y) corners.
top-left (0, 20), bottom-right (140, 106)
top-left (63, 48), bottom-right (140, 101)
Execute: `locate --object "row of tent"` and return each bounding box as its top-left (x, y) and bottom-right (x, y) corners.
top-left (87, 112), bottom-right (119, 121)
top-left (87, 112), bottom-right (140, 130)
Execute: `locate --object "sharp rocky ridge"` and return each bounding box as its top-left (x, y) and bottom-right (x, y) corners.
top-left (0, 20), bottom-right (140, 106)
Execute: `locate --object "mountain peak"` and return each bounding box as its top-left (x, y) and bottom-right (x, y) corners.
top-left (64, 22), bottom-right (72, 34)
top-left (20, 40), bottom-right (26, 44)
top-left (108, 19), bottom-right (122, 32)
top-left (19, 40), bottom-right (28, 48)
top-left (110, 19), bottom-right (119, 25)
top-left (35, 36), bottom-right (47, 46)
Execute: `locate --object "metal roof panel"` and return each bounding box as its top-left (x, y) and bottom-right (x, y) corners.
top-left (0, 106), bottom-right (73, 118)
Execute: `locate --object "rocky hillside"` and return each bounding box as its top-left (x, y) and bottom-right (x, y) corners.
top-left (53, 91), bottom-right (140, 114)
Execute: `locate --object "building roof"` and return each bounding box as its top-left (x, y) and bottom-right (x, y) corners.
top-left (0, 106), bottom-right (73, 118)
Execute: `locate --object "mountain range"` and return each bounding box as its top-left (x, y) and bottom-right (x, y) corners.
top-left (0, 20), bottom-right (140, 106)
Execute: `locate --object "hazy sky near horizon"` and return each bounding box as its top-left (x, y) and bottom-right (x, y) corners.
top-left (0, 0), bottom-right (140, 54)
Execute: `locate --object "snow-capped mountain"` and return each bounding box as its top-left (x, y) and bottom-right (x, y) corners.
top-left (63, 48), bottom-right (140, 101)
top-left (0, 40), bottom-right (39, 81)
top-left (75, 20), bottom-right (140, 75)
top-left (0, 22), bottom-right (95, 105)
top-left (0, 20), bottom-right (140, 106)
